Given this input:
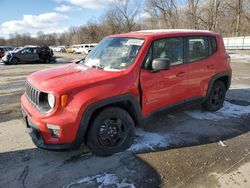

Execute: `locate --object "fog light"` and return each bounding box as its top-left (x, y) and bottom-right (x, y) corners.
top-left (47, 124), bottom-right (60, 138)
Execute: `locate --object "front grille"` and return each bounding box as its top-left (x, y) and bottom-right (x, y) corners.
top-left (25, 82), bottom-right (40, 107)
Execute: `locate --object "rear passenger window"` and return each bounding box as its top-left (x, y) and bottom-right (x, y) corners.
top-left (188, 37), bottom-right (209, 62)
top-left (209, 37), bottom-right (217, 55)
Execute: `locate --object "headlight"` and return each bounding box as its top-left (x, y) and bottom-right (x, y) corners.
top-left (48, 93), bottom-right (55, 108)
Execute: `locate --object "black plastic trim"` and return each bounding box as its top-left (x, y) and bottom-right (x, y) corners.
top-left (21, 108), bottom-right (76, 151)
top-left (205, 71), bottom-right (232, 101)
top-left (74, 94), bottom-right (142, 147)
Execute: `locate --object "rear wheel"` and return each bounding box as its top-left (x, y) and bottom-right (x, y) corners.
top-left (44, 57), bottom-right (51, 64)
top-left (86, 107), bottom-right (135, 156)
top-left (202, 81), bottom-right (226, 112)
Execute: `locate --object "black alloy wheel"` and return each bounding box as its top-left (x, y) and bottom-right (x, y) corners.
top-left (98, 117), bottom-right (127, 148)
top-left (86, 107), bottom-right (135, 156)
top-left (203, 81), bottom-right (226, 112)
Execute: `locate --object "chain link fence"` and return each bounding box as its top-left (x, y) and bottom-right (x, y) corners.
top-left (223, 36), bottom-right (250, 50)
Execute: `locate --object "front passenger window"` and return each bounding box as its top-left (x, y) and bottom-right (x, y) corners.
top-left (153, 38), bottom-right (184, 66)
top-left (143, 37), bottom-right (184, 69)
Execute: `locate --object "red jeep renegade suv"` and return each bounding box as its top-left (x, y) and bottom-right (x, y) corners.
top-left (21, 30), bottom-right (232, 156)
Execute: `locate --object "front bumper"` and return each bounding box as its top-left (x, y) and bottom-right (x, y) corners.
top-left (21, 94), bottom-right (84, 151)
top-left (21, 107), bottom-right (78, 151)
top-left (1, 55), bottom-right (9, 62)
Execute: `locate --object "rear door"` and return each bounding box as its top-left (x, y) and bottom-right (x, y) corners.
top-left (186, 36), bottom-right (216, 98)
top-left (140, 37), bottom-right (188, 116)
top-left (30, 48), bottom-right (39, 61)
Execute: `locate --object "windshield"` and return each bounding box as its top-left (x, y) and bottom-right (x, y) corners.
top-left (80, 37), bottom-right (144, 70)
top-left (16, 47), bottom-right (25, 52)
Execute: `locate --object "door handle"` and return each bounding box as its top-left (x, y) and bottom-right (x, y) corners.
top-left (176, 71), bottom-right (186, 77)
top-left (207, 64), bottom-right (215, 69)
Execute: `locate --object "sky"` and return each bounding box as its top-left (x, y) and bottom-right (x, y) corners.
top-left (0, 0), bottom-right (115, 38)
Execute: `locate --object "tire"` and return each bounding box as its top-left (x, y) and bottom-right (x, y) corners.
top-left (86, 107), bottom-right (135, 156)
top-left (44, 58), bottom-right (50, 64)
top-left (202, 80), bottom-right (226, 112)
top-left (11, 57), bottom-right (18, 65)
top-left (4, 61), bottom-right (10, 65)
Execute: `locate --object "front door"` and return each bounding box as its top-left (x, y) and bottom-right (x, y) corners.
top-left (140, 37), bottom-right (188, 116)
top-left (19, 48), bottom-right (33, 62)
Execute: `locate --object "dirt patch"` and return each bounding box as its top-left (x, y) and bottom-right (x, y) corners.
top-left (0, 104), bottom-right (21, 123)
top-left (0, 80), bottom-right (26, 91)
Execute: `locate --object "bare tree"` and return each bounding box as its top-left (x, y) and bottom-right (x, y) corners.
top-left (187, 0), bottom-right (200, 29)
top-left (0, 38), bottom-right (6, 46)
top-left (235, 0), bottom-right (243, 36)
top-left (103, 8), bottom-right (124, 34)
top-left (145, 0), bottom-right (179, 28)
top-left (105, 0), bottom-right (141, 32)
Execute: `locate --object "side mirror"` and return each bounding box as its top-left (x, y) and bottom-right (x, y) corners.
top-left (152, 58), bottom-right (170, 71)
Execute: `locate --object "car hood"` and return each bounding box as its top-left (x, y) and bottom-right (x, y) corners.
top-left (8, 51), bottom-right (18, 55)
top-left (27, 63), bottom-right (124, 93)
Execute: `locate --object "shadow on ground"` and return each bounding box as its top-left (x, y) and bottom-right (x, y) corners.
top-left (0, 86), bottom-right (249, 187)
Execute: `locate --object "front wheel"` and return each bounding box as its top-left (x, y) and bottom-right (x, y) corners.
top-left (86, 107), bottom-right (135, 156)
top-left (202, 81), bottom-right (226, 112)
top-left (11, 57), bottom-right (18, 65)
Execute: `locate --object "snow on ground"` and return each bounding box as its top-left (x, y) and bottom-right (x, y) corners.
top-left (185, 101), bottom-right (250, 121)
top-left (230, 53), bottom-right (250, 63)
top-left (64, 173), bottom-right (135, 188)
top-left (129, 101), bottom-right (250, 152)
top-left (129, 128), bottom-right (170, 152)
top-left (210, 162), bottom-right (250, 188)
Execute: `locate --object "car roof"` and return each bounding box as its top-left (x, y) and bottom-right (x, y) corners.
top-left (24, 45), bottom-right (39, 48)
top-left (109, 29), bottom-right (220, 39)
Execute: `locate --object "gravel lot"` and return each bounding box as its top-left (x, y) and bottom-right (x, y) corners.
top-left (0, 51), bottom-right (250, 188)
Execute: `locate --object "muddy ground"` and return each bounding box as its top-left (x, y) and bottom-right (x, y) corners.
top-left (0, 51), bottom-right (250, 188)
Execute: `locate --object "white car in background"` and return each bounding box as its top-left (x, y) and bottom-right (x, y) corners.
top-left (74, 43), bottom-right (97, 55)
top-left (72, 45), bottom-right (81, 53)
top-left (54, 46), bottom-right (66, 52)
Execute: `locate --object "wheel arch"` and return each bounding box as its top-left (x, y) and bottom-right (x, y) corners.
top-left (205, 72), bottom-right (232, 99)
top-left (74, 94), bottom-right (142, 145)
top-left (12, 56), bottom-right (20, 62)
